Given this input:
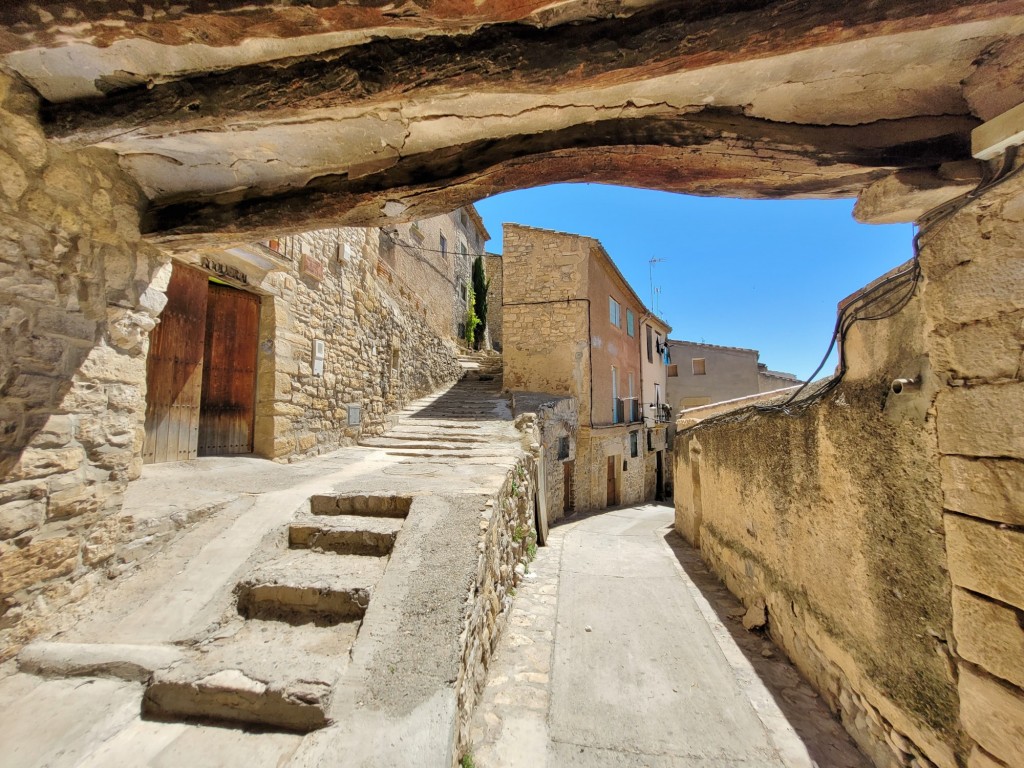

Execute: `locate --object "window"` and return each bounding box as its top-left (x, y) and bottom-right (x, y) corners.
top-left (459, 281), bottom-right (468, 303)
top-left (646, 326), bottom-right (653, 363)
top-left (626, 310), bottom-right (635, 336)
top-left (379, 230), bottom-right (396, 267)
top-left (630, 431), bottom-right (639, 458)
top-left (647, 430), bottom-right (653, 451)
top-left (655, 383), bottom-right (662, 407)
top-left (667, 364), bottom-right (679, 377)
top-left (557, 436), bottom-right (570, 460)
top-left (440, 234), bottom-right (447, 259)
top-left (609, 297), bottom-right (621, 328)
top-left (692, 358), bottom-right (707, 375)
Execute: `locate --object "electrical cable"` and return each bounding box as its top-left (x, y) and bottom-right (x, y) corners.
top-left (684, 149), bottom-right (1024, 430)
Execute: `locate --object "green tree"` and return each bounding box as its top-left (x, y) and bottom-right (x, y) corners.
top-left (464, 284), bottom-right (480, 348)
top-left (471, 256), bottom-right (489, 349)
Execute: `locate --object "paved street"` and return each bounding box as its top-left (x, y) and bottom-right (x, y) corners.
top-left (470, 504), bottom-right (869, 768)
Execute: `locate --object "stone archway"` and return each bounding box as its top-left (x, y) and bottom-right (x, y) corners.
top-left (1, 3), bottom-right (1023, 766)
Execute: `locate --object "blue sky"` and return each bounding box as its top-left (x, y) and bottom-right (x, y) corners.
top-left (475, 184), bottom-right (914, 379)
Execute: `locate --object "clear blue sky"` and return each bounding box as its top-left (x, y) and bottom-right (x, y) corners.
top-left (475, 184), bottom-right (914, 380)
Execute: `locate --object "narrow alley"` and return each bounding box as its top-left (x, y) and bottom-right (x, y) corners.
top-left (471, 503), bottom-right (869, 768)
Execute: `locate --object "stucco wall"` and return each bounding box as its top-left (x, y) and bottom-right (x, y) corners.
top-left (586, 242), bottom-right (642, 427)
top-left (667, 341), bottom-right (761, 409)
top-left (674, 169), bottom-right (1024, 768)
top-left (676, 280), bottom-right (959, 768)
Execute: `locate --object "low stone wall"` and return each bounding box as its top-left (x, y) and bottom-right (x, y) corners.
top-left (453, 452), bottom-right (539, 765)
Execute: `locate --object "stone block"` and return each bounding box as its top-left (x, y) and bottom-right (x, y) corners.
top-left (10, 445), bottom-right (87, 481)
top-left (967, 745), bottom-right (1009, 768)
top-left (0, 536), bottom-right (79, 597)
top-left (953, 588), bottom-right (1024, 690)
top-left (47, 482), bottom-right (101, 521)
top-left (946, 514), bottom-right (1024, 611)
top-left (0, 498), bottom-right (45, 538)
top-left (0, 148), bottom-right (28, 202)
top-left (941, 457), bottom-right (1024, 526)
top-left (931, 312), bottom-right (1024, 381)
top-left (959, 667), bottom-right (1024, 768)
top-left (937, 385), bottom-right (1024, 459)
top-left (925, 246), bottom-right (1024, 327)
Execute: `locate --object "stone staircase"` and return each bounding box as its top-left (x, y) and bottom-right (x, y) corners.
top-left (358, 351), bottom-right (513, 462)
top-left (141, 492), bottom-right (411, 733)
top-left (457, 349), bottom-right (503, 383)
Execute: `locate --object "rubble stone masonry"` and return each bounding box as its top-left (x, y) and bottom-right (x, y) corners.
top-left (0, 72), bottom-right (170, 659)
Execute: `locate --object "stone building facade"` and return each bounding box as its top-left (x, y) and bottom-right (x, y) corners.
top-left (0, 73), bottom-right (473, 658)
top-left (484, 252), bottom-right (504, 351)
top-left (382, 205), bottom-right (489, 343)
top-left (502, 224), bottom-right (671, 519)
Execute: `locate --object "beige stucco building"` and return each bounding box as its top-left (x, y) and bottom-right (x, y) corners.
top-left (501, 224), bottom-right (672, 518)
top-left (666, 339), bottom-right (798, 410)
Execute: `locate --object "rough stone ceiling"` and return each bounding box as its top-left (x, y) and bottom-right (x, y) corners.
top-left (2, 1), bottom-right (1023, 247)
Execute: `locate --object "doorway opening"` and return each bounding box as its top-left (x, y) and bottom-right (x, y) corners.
top-left (143, 264), bottom-right (261, 463)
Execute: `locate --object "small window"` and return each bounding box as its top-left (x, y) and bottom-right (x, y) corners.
top-left (440, 234), bottom-right (447, 259)
top-left (647, 430), bottom-right (653, 451)
top-left (667, 364), bottom-right (679, 377)
top-left (629, 431), bottom-right (639, 458)
top-left (557, 436), bottom-right (570, 460)
top-left (459, 281), bottom-right (468, 303)
top-left (609, 297), bottom-right (621, 328)
top-left (626, 310), bottom-right (635, 337)
top-left (646, 326), bottom-right (653, 363)
top-left (692, 358), bottom-right (707, 375)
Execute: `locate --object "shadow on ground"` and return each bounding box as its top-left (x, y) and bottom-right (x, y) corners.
top-left (662, 525), bottom-right (869, 768)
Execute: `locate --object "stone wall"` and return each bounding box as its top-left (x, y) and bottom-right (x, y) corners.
top-left (484, 253), bottom-right (503, 351)
top-left (575, 426), bottom-right (647, 513)
top-left (383, 207), bottom-right (486, 343)
top-left (920, 168), bottom-right (1024, 768)
top-left (0, 73), bottom-right (170, 660)
top-left (512, 393), bottom-right (579, 524)
top-left (674, 168), bottom-right (1024, 768)
top-left (453, 450), bottom-right (539, 765)
top-left (214, 227), bottom-right (463, 460)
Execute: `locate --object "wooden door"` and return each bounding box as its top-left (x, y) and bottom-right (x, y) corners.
top-left (606, 456), bottom-right (618, 507)
top-left (143, 264), bottom-right (209, 463)
top-left (198, 283), bottom-right (260, 456)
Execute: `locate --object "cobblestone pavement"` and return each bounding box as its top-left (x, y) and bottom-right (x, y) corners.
top-left (468, 503), bottom-right (869, 768)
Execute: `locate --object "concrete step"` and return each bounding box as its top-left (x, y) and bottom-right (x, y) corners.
top-left (289, 514), bottom-right (402, 556)
top-left (359, 438), bottom-right (485, 451)
top-left (235, 551), bottom-right (386, 625)
top-left (309, 492), bottom-right (412, 519)
top-left (143, 620), bottom-right (354, 733)
top-left (372, 432), bottom-right (489, 444)
top-left (385, 450), bottom-right (519, 460)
